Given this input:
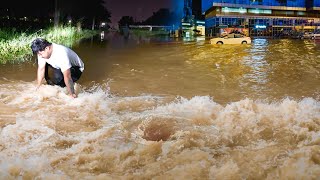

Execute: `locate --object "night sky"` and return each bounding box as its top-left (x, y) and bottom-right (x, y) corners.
top-left (1, 0), bottom-right (200, 28)
top-left (104, 0), bottom-right (182, 27)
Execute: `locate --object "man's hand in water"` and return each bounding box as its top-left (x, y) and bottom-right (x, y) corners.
top-left (36, 84), bottom-right (41, 91)
top-left (70, 93), bottom-right (77, 98)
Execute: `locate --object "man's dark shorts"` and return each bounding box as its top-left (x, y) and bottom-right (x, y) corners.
top-left (45, 63), bottom-right (82, 87)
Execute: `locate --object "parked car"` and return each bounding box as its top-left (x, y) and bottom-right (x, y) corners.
top-left (300, 32), bottom-right (315, 39)
top-left (313, 31), bottom-right (320, 39)
top-left (210, 33), bottom-right (251, 44)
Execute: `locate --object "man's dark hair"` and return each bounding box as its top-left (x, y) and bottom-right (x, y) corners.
top-left (30, 38), bottom-right (52, 54)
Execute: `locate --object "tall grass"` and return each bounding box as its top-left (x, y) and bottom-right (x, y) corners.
top-left (0, 28), bottom-right (20, 41)
top-left (0, 26), bottom-right (97, 64)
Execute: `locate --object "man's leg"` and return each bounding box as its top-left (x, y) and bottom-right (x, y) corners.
top-left (70, 66), bottom-right (82, 82)
top-left (45, 63), bottom-right (65, 87)
top-left (45, 64), bottom-right (82, 87)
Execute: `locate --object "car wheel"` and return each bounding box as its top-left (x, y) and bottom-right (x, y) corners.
top-left (216, 41), bottom-right (223, 44)
top-left (241, 41), bottom-right (247, 44)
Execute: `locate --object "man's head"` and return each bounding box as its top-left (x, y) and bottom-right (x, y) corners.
top-left (31, 38), bottom-right (52, 59)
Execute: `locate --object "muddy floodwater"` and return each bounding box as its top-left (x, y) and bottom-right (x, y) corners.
top-left (0, 33), bottom-right (320, 179)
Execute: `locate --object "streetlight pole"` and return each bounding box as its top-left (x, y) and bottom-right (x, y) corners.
top-left (54, 0), bottom-right (60, 27)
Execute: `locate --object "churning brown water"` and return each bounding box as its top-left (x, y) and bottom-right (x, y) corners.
top-left (0, 33), bottom-right (320, 179)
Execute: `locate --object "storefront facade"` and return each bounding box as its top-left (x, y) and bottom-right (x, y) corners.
top-left (203, 0), bottom-right (320, 37)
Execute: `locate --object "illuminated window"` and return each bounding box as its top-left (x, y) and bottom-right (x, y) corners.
top-left (248, 9), bottom-right (272, 14)
top-left (222, 7), bottom-right (247, 13)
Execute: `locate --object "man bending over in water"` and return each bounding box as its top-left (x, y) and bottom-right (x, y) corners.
top-left (31, 38), bottom-right (84, 98)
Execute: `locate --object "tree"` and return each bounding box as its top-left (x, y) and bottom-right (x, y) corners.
top-left (53, 0), bottom-right (111, 29)
top-left (0, 0), bottom-right (54, 30)
top-left (0, 0), bottom-right (111, 29)
top-left (143, 8), bottom-right (177, 26)
top-left (2, 0), bottom-right (53, 18)
top-left (78, 0), bottom-right (111, 30)
top-left (118, 16), bottom-right (135, 27)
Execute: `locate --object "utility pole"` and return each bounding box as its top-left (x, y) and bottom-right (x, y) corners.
top-left (92, 17), bottom-right (96, 30)
top-left (54, 0), bottom-right (60, 27)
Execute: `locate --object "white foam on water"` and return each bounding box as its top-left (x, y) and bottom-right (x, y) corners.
top-left (0, 81), bottom-right (319, 179)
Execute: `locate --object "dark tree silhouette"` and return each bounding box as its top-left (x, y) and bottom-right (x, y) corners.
top-left (0, 0), bottom-right (111, 30)
top-left (143, 8), bottom-right (177, 26)
top-left (118, 16), bottom-right (135, 27)
top-left (0, 0), bottom-right (54, 30)
top-left (1, 0), bottom-right (53, 18)
top-left (57, 0), bottom-right (111, 29)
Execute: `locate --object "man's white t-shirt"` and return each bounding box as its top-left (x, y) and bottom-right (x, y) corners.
top-left (37, 43), bottom-right (84, 72)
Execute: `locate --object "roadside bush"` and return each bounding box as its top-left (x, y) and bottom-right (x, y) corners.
top-left (0, 26), bottom-right (97, 64)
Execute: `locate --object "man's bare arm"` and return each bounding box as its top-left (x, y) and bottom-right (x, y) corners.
top-left (37, 65), bottom-right (45, 89)
top-left (62, 69), bottom-right (76, 98)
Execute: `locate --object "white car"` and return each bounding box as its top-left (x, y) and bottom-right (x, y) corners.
top-left (314, 33), bottom-right (320, 39)
top-left (301, 32), bottom-right (320, 39)
top-left (210, 33), bottom-right (251, 44)
top-left (300, 32), bottom-right (314, 39)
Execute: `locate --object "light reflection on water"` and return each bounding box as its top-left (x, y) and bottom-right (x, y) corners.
top-left (2, 35), bottom-right (319, 103)
top-left (0, 34), bottom-right (320, 179)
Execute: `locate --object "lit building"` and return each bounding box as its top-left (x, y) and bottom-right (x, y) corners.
top-left (181, 0), bottom-right (206, 37)
top-left (181, 0), bottom-right (196, 37)
top-left (202, 0), bottom-right (320, 37)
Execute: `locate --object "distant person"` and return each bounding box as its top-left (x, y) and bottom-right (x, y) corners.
top-left (31, 38), bottom-right (84, 98)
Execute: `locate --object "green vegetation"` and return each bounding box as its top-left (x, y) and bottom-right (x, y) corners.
top-left (0, 26), bottom-right (98, 64)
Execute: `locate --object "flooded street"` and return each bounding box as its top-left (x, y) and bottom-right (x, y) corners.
top-left (0, 33), bottom-right (320, 179)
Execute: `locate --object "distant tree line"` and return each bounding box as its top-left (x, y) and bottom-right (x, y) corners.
top-left (118, 8), bottom-right (181, 28)
top-left (55, 0), bottom-right (111, 29)
top-left (0, 0), bottom-right (111, 30)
